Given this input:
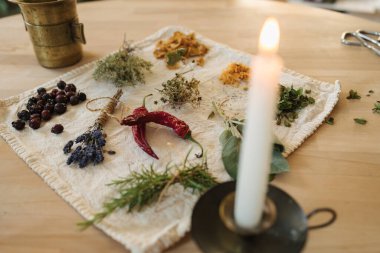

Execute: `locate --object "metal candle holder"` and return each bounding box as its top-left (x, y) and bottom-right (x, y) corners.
top-left (191, 181), bottom-right (336, 253)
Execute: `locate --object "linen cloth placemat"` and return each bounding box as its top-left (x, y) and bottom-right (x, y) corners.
top-left (0, 26), bottom-right (340, 253)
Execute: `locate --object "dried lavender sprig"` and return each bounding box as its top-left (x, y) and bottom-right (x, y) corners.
top-left (63, 89), bottom-right (123, 168)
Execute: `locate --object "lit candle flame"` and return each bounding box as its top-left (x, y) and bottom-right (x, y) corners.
top-left (259, 18), bottom-right (280, 54)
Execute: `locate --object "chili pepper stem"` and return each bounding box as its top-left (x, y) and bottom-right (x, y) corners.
top-left (142, 94), bottom-right (153, 107)
top-left (186, 134), bottom-right (204, 158)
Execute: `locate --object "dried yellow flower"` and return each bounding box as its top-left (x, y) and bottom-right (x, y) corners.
top-left (219, 63), bottom-right (250, 85)
top-left (154, 31), bottom-right (208, 68)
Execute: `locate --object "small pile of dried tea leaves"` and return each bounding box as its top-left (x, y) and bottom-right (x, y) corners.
top-left (346, 89), bottom-right (361, 100)
top-left (154, 31), bottom-right (208, 68)
top-left (277, 85), bottom-right (315, 127)
top-left (93, 44), bottom-right (153, 87)
top-left (219, 63), bottom-right (250, 85)
top-left (158, 73), bottom-right (201, 108)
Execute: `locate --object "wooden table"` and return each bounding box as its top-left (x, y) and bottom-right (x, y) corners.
top-left (1, 1), bottom-right (379, 252)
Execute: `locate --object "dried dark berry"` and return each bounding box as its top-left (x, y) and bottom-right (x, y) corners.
top-left (78, 92), bottom-right (87, 102)
top-left (41, 110), bottom-right (52, 121)
top-left (51, 124), bottom-right (64, 134)
top-left (37, 87), bottom-right (46, 95)
top-left (35, 94), bottom-right (42, 101)
top-left (37, 100), bottom-right (45, 107)
top-left (30, 113), bottom-right (41, 119)
top-left (66, 91), bottom-right (76, 99)
top-left (44, 103), bottom-right (54, 113)
top-left (28, 97), bottom-right (37, 104)
top-left (12, 120), bottom-right (25, 130)
top-left (65, 83), bottom-right (76, 92)
top-left (57, 80), bottom-right (66, 90)
top-left (107, 150), bottom-right (116, 155)
top-left (17, 110), bottom-right (30, 121)
top-left (29, 104), bottom-right (43, 114)
top-left (42, 93), bottom-right (51, 101)
top-left (70, 95), bottom-right (80, 105)
top-left (29, 118), bottom-right (41, 129)
top-left (46, 98), bottom-right (55, 105)
top-left (57, 90), bottom-right (66, 96)
top-left (54, 103), bottom-right (67, 114)
top-left (51, 88), bottom-right (59, 95)
top-left (55, 95), bottom-right (67, 104)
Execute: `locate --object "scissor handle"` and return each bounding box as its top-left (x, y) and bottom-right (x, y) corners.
top-left (356, 30), bottom-right (380, 47)
top-left (341, 32), bottom-right (361, 46)
top-left (356, 29), bottom-right (380, 37)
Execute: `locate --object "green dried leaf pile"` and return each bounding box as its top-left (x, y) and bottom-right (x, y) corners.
top-left (277, 85), bottom-right (315, 127)
top-left (93, 46), bottom-right (153, 87)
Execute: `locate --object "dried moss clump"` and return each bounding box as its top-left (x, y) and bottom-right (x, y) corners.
top-left (93, 48), bottom-right (153, 87)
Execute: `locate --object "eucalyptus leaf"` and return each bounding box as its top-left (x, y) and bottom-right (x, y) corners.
top-left (271, 144), bottom-right (289, 174)
top-left (221, 135), bottom-right (241, 180)
top-left (219, 130), bottom-right (290, 180)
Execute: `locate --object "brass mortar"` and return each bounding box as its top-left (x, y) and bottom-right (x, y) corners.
top-left (9, 0), bottom-right (86, 68)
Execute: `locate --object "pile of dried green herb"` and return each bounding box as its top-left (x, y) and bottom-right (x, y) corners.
top-left (276, 85), bottom-right (315, 127)
top-left (78, 153), bottom-right (217, 229)
top-left (157, 72), bottom-right (201, 108)
top-left (93, 44), bottom-right (153, 87)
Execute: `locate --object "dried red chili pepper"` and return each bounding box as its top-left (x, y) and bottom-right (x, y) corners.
top-left (121, 110), bottom-right (203, 158)
top-left (129, 94), bottom-right (158, 159)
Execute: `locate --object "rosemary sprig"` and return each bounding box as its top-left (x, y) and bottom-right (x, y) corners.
top-left (78, 154), bottom-right (218, 229)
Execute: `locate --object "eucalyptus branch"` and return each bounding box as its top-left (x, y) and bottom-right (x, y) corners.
top-left (211, 101), bottom-right (243, 138)
top-left (78, 154), bottom-right (218, 230)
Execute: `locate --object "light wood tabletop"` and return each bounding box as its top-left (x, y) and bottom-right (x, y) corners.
top-left (1, 0), bottom-right (380, 252)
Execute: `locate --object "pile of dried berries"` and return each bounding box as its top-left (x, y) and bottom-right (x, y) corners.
top-left (11, 80), bottom-right (86, 131)
top-left (157, 73), bottom-right (202, 108)
top-left (219, 63), bottom-right (250, 85)
top-left (153, 31), bottom-right (208, 68)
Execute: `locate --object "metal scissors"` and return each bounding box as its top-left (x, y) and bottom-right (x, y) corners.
top-left (341, 30), bottom-right (380, 56)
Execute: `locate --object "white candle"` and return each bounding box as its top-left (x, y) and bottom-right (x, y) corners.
top-left (234, 18), bottom-right (283, 231)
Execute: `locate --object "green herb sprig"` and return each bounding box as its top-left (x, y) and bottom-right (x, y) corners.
top-left (93, 43), bottom-right (153, 87)
top-left (158, 72), bottom-right (201, 108)
top-left (346, 89), bottom-right (361, 100)
top-left (78, 154), bottom-right (217, 229)
top-left (372, 101), bottom-right (380, 114)
top-left (277, 85), bottom-right (315, 127)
